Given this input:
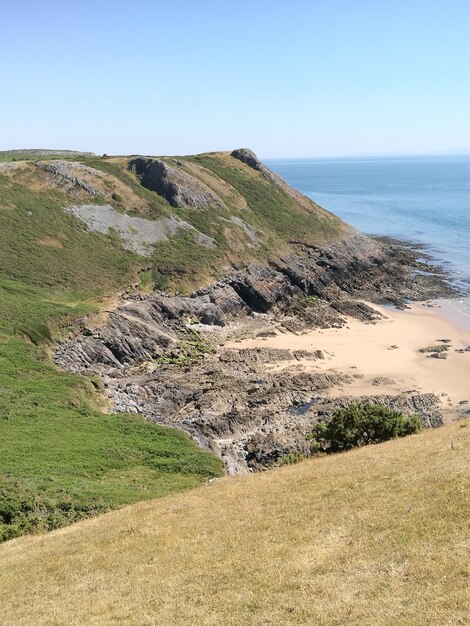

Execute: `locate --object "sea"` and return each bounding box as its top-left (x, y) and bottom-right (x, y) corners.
top-left (266, 155), bottom-right (470, 322)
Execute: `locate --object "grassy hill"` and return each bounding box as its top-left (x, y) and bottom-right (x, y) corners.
top-left (0, 418), bottom-right (468, 625)
top-left (0, 149), bottom-right (347, 540)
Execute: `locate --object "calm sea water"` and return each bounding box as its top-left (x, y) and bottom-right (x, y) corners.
top-left (266, 155), bottom-right (470, 293)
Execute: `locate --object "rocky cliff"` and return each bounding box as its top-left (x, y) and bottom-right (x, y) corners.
top-left (55, 226), bottom-right (452, 473)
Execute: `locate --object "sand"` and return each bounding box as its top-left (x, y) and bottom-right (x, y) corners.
top-left (226, 301), bottom-right (470, 414)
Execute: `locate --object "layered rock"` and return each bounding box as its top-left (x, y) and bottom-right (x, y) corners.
top-left (128, 157), bottom-right (224, 209)
top-left (55, 232), bottom-right (452, 473)
top-left (37, 160), bottom-right (105, 196)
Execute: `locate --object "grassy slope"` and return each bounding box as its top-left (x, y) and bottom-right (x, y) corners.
top-left (186, 152), bottom-right (346, 246)
top-left (0, 162), bottom-right (225, 541)
top-left (0, 337), bottom-right (221, 541)
top-left (0, 150), bottom-right (347, 540)
top-left (0, 419), bottom-right (468, 626)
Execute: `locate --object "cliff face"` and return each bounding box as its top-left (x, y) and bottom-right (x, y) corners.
top-left (128, 157), bottom-right (225, 210)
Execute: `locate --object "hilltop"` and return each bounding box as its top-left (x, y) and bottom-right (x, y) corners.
top-left (1, 418), bottom-right (468, 625)
top-left (0, 149), bottom-right (95, 162)
top-left (0, 148), bottom-right (454, 540)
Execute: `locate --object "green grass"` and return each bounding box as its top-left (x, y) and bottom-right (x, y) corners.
top-left (0, 171), bottom-right (137, 294)
top-left (187, 153), bottom-right (345, 247)
top-left (81, 157), bottom-right (172, 218)
top-left (0, 149), bottom-right (347, 542)
top-left (151, 228), bottom-right (226, 292)
top-left (0, 149), bottom-right (93, 162)
top-left (0, 337), bottom-right (222, 541)
top-left (0, 277), bottom-right (94, 337)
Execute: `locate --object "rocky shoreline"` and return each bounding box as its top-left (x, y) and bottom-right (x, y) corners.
top-left (55, 232), bottom-right (457, 473)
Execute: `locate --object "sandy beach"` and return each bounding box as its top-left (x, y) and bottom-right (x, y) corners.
top-left (227, 300), bottom-right (470, 416)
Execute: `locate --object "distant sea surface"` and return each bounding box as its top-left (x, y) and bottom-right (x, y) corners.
top-left (266, 155), bottom-right (470, 293)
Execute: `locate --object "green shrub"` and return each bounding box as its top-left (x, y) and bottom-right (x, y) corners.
top-left (277, 451), bottom-right (306, 466)
top-left (309, 403), bottom-right (422, 453)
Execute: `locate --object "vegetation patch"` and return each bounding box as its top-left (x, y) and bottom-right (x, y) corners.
top-left (187, 153), bottom-right (344, 247)
top-left (151, 230), bottom-right (222, 292)
top-left (0, 172), bottom-right (138, 294)
top-left (309, 402), bottom-right (423, 453)
top-left (0, 337), bottom-right (222, 542)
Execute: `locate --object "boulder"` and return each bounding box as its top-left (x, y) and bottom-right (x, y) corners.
top-left (129, 158), bottom-right (224, 210)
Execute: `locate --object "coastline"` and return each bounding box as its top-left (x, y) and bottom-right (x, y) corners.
top-left (54, 231), bottom-right (469, 472)
top-left (436, 295), bottom-right (470, 331)
top-left (226, 296), bottom-right (470, 419)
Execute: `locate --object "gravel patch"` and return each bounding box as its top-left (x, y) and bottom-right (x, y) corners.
top-left (64, 204), bottom-right (216, 256)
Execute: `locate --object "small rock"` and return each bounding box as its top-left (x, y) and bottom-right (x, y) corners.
top-left (371, 376), bottom-right (395, 386)
top-left (419, 344), bottom-right (449, 354)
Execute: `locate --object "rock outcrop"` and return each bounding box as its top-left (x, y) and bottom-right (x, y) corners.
top-left (231, 148), bottom-right (285, 187)
top-left (129, 157), bottom-right (224, 209)
top-left (37, 160), bottom-right (105, 196)
top-left (55, 232), bottom-right (452, 473)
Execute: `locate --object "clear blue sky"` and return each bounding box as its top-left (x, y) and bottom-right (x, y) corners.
top-left (1, 0), bottom-right (469, 157)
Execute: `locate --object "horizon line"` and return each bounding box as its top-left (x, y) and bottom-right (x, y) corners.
top-left (262, 150), bottom-right (470, 160)
top-left (2, 147), bottom-right (470, 161)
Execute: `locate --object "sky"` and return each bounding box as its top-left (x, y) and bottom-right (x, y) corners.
top-left (1, 0), bottom-right (469, 158)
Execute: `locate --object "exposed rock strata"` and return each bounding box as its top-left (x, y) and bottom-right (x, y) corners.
top-left (129, 157), bottom-right (224, 209)
top-left (37, 160), bottom-right (105, 196)
top-left (55, 233), bottom-right (452, 473)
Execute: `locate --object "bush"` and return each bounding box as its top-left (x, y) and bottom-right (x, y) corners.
top-left (309, 403), bottom-right (422, 453)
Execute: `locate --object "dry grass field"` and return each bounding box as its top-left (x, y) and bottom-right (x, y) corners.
top-left (1, 419), bottom-right (469, 626)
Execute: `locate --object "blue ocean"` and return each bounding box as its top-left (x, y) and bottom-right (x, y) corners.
top-left (266, 156), bottom-right (470, 293)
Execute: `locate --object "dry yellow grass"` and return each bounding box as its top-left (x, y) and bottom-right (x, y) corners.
top-left (1, 420), bottom-right (469, 626)
top-left (36, 237), bottom-right (64, 249)
top-left (181, 160), bottom-right (250, 210)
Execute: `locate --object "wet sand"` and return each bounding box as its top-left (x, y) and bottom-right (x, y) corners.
top-left (227, 301), bottom-right (470, 415)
